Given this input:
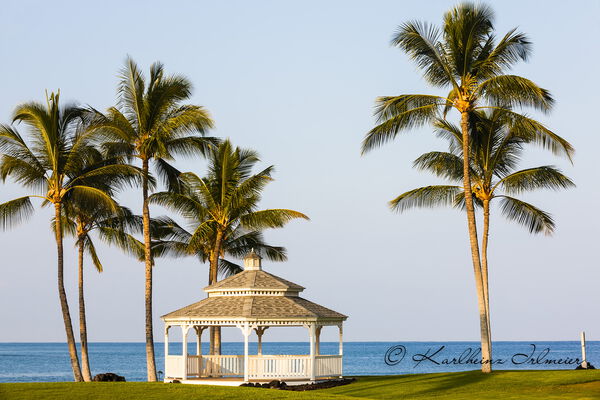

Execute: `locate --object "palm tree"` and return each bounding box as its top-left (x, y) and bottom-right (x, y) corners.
top-left (361, 3), bottom-right (573, 371)
top-left (151, 139), bottom-right (309, 354)
top-left (390, 110), bottom-right (574, 350)
top-left (61, 203), bottom-right (141, 381)
top-left (0, 92), bottom-right (138, 381)
top-left (88, 58), bottom-right (216, 381)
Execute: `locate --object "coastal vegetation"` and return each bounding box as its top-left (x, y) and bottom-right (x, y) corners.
top-left (389, 110), bottom-right (574, 345)
top-left (150, 139), bottom-right (309, 354)
top-left (361, 2), bottom-right (573, 372)
top-left (0, 61), bottom-right (307, 381)
top-left (0, 92), bottom-right (142, 381)
top-left (1, 371), bottom-right (599, 400)
top-left (0, 0), bottom-right (581, 388)
top-left (86, 58), bottom-right (216, 381)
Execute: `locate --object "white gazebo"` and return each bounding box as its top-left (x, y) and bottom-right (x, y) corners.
top-left (161, 250), bottom-right (348, 385)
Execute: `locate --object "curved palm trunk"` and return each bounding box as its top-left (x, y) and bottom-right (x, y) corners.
top-left (142, 159), bottom-right (157, 382)
top-left (78, 236), bottom-right (92, 381)
top-left (209, 230), bottom-right (224, 356)
top-left (460, 111), bottom-right (492, 373)
top-left (481, 199), bottom-right (492, 356)
top-left (55, 202), bottom-right (84, 382)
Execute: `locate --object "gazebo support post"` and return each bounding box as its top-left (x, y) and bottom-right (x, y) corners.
top-left (338, 324), bottom-right (343, 378)
top-left (194, 326), bottom-right (206, 356)
top-left (254, 326), bottom-right (268, 355)
top-left (315, 325), bottom-right (322, 356)
top-left (164, 325), bottom-right (170, 381)
top-left (239, 323), bottom-right (252, 382)
top-left (181, 325), bottom-right (190, 381)
top-left (308, 323), bottom-right (316, 381)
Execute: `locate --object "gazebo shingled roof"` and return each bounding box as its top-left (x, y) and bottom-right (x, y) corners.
top-left (162, 295), bottom-right (346, 320)
top-left (203, 269), bottom-right (305, 292)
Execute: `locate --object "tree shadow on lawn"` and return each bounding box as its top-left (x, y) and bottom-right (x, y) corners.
top-left (332, 371), bottom-right (494, 398)
top-left (403, 370), bottom-right (493, 397)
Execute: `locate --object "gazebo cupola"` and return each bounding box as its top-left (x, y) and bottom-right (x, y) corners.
top-left (161, 251), bottom-right (347, 385)
top-left (243, 248), bottom-right (262, 270)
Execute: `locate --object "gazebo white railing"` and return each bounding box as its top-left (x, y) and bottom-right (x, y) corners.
top-left (163, 321), bottom-right (344, 381)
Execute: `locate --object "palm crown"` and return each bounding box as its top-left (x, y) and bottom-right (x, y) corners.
top-left (391, 109), bottom-right (574, 234)
top-left (362, 3), bottom-right (573, 158)
top-left (151, 139), bottom-right (309, 282)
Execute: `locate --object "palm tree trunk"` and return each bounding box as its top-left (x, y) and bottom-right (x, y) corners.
top-left (460, 111), bottom-right (492, 373)
top-left (142, 158), bottom-right (157, 382)
top-left (209, 230), bottom-right (224, 356)
top-left (482, 198), bottom-right (492, 356)
top-left (78, 236), bottom-right (92, 381)
top-left (54, 202), bottom-right (84, 382)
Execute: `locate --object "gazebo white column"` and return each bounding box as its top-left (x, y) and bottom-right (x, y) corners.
top-left (239, 323), bottom-right (252, 382)
top-left (338, 324), bottom-right (344, 378)
top-left (315, 325), bottom-right (322, 355)
top-left (194, 326), bottom-right (206, 356)
top-left (308, 323), bottom-right (316, 381)
top-left (181, 325), bottom-right (191, 380)
top-left (164, 325), bottom-right (170, 359)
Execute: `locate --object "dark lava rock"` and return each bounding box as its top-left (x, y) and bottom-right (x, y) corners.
top-left (285, 378), bottom-right (357, 391)
top-left (575, 362), bottom-right (596, 370)
top-left (92, 373), bottom-right (126, 382)
top-left (240, 378), bottom-right (355, 391)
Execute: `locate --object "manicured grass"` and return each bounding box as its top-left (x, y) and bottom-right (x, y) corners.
top-left (1, 371), bottom-right (599, 400)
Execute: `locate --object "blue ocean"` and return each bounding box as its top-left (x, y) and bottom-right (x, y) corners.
top-left (0, 341), bottom-right (596, 382)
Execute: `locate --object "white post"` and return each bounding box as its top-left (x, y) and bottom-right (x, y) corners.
top-left (338, 324), bottom-right (343, 378)
top-left (165, 325), bottom-right (170, 356)
top-left (338, 324), bottom-right (343, 356)
top-left (182, 325), bottom-right (190, 380)
top-left (581, 331), bottom-right (588, 368)
top-left (309, 323), bottom-right (316, 381)
top-left (241, 323), bottom-right (251, 382)
top-left (164, 325), bottom-right (170, 381)
top-left (315, 326), bottom-right (322, 356)
top-left (195, 326), bottom-right (204, 356)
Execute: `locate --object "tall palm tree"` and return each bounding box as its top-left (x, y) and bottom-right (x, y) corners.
top-left (151, 139), bottom-right (309, 354)
top-left (0, 92), bottom-right (138, 381)
top-left (61, 203), bottom-right (141, 381)
top-left (390, 110), bottom-right (574, 349)
top-left (361, 3), bottom-right (573, 371)
top-left (88, 58), bottom-right (216, 381)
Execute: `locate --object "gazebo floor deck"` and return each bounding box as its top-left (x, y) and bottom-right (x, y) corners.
top-left (167, 377), bottom-right (341, 386)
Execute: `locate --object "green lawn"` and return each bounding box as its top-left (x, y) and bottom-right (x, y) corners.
top-left (1, 371), bottom-right (599, 400)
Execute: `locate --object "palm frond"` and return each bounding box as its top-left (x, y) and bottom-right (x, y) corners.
top-left (498, 166), bottom-right (575, 195)
top-left (478, 75), bottom-right (554, 112)
top-left (498, 195), bottom-right (555, 235)
top-left (240, 209), bottom-right (309, 230)
top-left (392, 21), bottom-right (455, 87)
top-left (362, 95), bottom-right (445, 154)
top-left (85, 238), bottom-right (104, 272)
top-left (413, 151), bottom-right (465, 182)
top-left (0, 196), bottom-right (35, 229)
top-left (389, 185), bottom-right (461, 213)
top-left (218, 258), bottom-right (243, 278)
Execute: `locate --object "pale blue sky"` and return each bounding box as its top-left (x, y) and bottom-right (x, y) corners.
top-left (1, 0), bottom-right (599, 343)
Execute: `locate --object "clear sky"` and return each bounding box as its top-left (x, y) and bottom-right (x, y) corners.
top-left (1, 0), bottom-right (599, 343)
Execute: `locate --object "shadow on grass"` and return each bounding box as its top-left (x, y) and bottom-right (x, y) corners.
top-left (330, 371), bottom-right (496, 398)
top-left (405, 370), bottom-right (494, 397)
